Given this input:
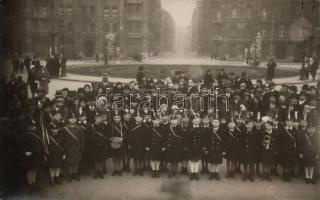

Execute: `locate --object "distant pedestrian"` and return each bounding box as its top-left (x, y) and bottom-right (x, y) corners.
top-left (36, 65), bottom-right (50, 95)
top-left (267, 59), bottom-right (277, 80)
top-left (27, 65), bottom-right (39, 98)
top-left (136, 66), bottom-right (146, 86)
top-left (309, 57), bottom-right (319, 81)
top-left (24, 55), bottom-right (32, 72)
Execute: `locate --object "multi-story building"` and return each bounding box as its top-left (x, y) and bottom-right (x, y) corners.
top-left (1, 0), bottom-right (163, 59)
top-left (193, 0), bottom-right (320, 61)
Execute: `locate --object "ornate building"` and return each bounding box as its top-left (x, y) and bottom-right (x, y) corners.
top-left (193, 0), bottom-right (320, 61)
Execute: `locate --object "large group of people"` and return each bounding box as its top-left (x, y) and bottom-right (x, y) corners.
top-left (1, 59), bottom-right (320, 197)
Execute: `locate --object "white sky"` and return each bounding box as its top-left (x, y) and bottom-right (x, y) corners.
top-left (161, 0), bottom-right (197, 28)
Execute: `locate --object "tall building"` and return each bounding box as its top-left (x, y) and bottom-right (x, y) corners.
top-left (193, 0), bottom-right (320, 61)
top-left (161, 9), bottom-right (175, 53)
top-left (124, 0), bottom-right (162, 57)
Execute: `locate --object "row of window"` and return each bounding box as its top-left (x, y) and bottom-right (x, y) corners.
top-left (33, 5), bottom-right (119, 17)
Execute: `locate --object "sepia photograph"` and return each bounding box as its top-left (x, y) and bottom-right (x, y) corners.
top-left (0, 0), bottom-right (320, 199)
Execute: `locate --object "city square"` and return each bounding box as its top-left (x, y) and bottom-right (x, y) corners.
top-left (1, 0), bottom-right (320, 200)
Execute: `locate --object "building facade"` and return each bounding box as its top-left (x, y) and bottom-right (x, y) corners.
top-left (193, 0), bottom-right (320, 61)
top-left (1, 0), bottom-right (163, 59)
top-left (161, 9), bottom-right (175, 53)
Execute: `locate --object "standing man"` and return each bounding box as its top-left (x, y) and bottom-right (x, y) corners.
top-left (309, 56), bottom-right (319, 81)
top-left (267, 59), bottom-right (277, 81)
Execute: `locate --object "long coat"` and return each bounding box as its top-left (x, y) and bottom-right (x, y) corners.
top-left (128, 124), bottom-right (146, 160)
top-left (47, 121), bottom-right (64, 168)
top-left (239, 129), bottom-right (258, 164)
top-left (164, 126), bottom-right (182, 163)
top-left (180, 125), bottom-right (190, 161)
top-left (88, 123), bottom-right (109, 162)
top-left (261, 130), bottom-right (278, 164)
top-left (277, 127), bottom-right (298, 166)
top-left (21, 128), bottom-right (44, 170)
top-left (63, 124), bottom-right (84, 165)
top-left (187, 127), bottom-right (203, 161)
top-left (110, 123), bottom-right (125, 158)
top-left (299, 131), bottom-right (319, 166)
top-left (223, 128), bottom-right (241, 161)
top-left (146, 126), bottom-right (165, 161)
top-left (205, 127), bottom-right (224, 164)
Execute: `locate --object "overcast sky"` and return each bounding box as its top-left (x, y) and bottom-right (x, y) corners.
top-left (161, 0), bottom-right (197, 28)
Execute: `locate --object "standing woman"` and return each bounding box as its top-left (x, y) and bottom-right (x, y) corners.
top-left (110, 114), bottom-right (125, 176)
top-left (299, 126), bottom-right (319, 184)
top-left (164, 118), bottom-right (182, 178)
top-left (187, 116), bottom-right (203, 180)
top-left (145, 118), bottom-right (164, 178)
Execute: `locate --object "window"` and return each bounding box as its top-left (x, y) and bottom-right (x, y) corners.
top-left (104, 23), bottom-right (110, 32)
top-left (89, 5), bottom-right (96, 16)
top-left (90, 22), bottom-right (96, 32)
top-left (58, 5), bottom-right (64, 16)
top-left (112, 6), bottom-right (118, 13)
top-left (261, 29), bottom-right (266, 37)
top-left (261, 9), bottom-right (267, 20)
top-left (113, 23), bottom-right (118, 32)
top-left (279, 25), bottom-right (285, 38)
top-left (82, 22), bottom-right (87, 32)
top-left (41, 21), bottom-right (49, 32)
top-left (41, 7), bottom-right (48, 17)
top-left (231, 6), bottom-right (237, 19)
top-left (67, 22), bottom-right (73, 32)
top-left (217, 11), bottom-right (221, 20)
top-left (81, 5), bottom-right (87, 15)
top-left (104, 6), bottom-right (109, 17)
top-left (66, 5), bottom-right (72, 16)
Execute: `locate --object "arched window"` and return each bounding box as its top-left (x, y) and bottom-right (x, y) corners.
top-left (90, 22), bottom-right (96, 32)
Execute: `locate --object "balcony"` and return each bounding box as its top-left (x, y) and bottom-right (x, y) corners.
top-left (127, 0), bottom-right (143, 4)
